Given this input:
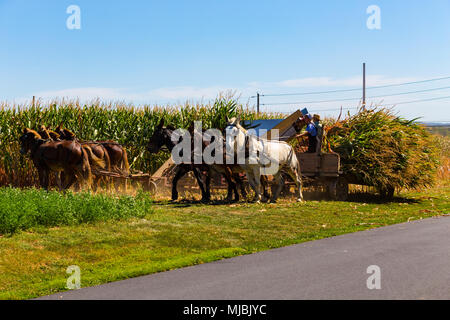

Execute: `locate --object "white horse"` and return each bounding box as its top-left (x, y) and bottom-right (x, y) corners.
top-left (225, 117), bottom-right (304, 203)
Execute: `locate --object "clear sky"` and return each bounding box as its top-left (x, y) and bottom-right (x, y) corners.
top-left (1, 0), bottom-right (449, 122)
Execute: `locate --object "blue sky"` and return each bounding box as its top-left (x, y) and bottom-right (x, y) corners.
top-left (1, 0), bottom-right (450, 121)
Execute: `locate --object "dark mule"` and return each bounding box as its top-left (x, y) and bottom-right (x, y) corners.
top-left (19, 128), bottom-right (92, 191)
top-left (82, 141), bottom-right (112, 191)
top-left (54, 125), bottom-right (122, 191)
top-left (38, 125), bottom-right (61, 141)
top-left (95, 140), bottom-right (129, 191)
top-left (147, 119), bottom-right (245, 202)
top-left (39, 125), bottom-right (110, 191)
top-left (37, 125), bottom-right (63, 189)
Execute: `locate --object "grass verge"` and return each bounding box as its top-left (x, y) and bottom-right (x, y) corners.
top-left (0, 188), bottom-right (153, 234)
top-left (0, 184), bottom-right (448, 299)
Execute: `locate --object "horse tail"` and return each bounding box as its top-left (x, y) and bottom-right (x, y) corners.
top-left (80, 145), bottom-right (92, 188)
top-left (83, 145), bottom-right (106, 170)
top-left (102, 145), bottom-right (112, 191)
top-left (290, 148), bottom-right (304, 201)
top-left (121, 147), bottom-right (130, 175)
top-left (292, 149), bottom-right (302, 178)
top-left (102, 145), bottom-right (111, 172)
top-left (99, 144), bottom-right (111, 171)
top-left (119, 147), bottom-right (130, 192)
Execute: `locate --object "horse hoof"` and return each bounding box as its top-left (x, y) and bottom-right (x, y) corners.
top-left (297, 198), bottom-right (304, 203)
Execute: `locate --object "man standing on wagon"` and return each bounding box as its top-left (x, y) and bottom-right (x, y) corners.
top-left (296, 109), bottom-right (318, 153)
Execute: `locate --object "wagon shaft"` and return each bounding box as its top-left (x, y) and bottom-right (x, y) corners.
top-left (91, 168), bottom-right (151, 180)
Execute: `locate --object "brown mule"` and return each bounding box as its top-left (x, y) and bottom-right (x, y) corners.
top-left (52, 125), bottom-right (111, 191)
top-left (19, 128), bottom-right (92, 191)
top-left (37, 125), bottom-right (63, 190)
top-left (82, 142), bottom-right (112, 191)
top-left (38, 125), bottom-right (109, 191)
top-left (54, 124), bottom-right (127, 191)
top-left (38, 125), bottom-right (61, 141)
top-left (94, 140), bottom-right (129, 192)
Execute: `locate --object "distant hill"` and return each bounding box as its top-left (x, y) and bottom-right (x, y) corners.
top-left (421, 122), bottom-right (450, 127)
top-left (422, 123), bottom-right (450, 137)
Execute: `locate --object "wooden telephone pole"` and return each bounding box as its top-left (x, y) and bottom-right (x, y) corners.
top-left (256, 92), bottom-right (260, 114)
top-left (362, 63), bottom-right (366, 109)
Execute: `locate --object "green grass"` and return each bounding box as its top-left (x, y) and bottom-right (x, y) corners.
top-left (0, 188), bottom-right (153, 234)
top-left (0, 185), bottom-right (448, 299)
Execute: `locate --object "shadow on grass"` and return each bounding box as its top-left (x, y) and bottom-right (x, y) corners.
top-left (346, 193), bottom-right (419, 204)
top-left (150, 190), bottom-right (422, 206)
top-left (151, 198), bottom-right (250, 207)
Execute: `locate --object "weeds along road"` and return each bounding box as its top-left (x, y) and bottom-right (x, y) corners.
top-left (40, 216), bottom-right (450, 300)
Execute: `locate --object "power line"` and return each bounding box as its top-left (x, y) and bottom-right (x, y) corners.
top-left (260, 85), bottom-right (450, 105)
top-left (259, 95), bottom-right (450, 112)
top-left (385, 95), bottom-right (450, 105)
top-left (252, 87), bottom-right (362, 98)
top-left (255, 75), bottom-right (450, 98)
top-left (310, 107), bottom-right (359, 112)
top-left (367, 85), bottom-right (450, 99)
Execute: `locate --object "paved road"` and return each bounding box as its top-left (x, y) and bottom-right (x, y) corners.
top-left (40, 216), bottom-right (450, 300)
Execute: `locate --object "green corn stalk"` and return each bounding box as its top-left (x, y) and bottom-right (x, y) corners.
top-left (0, 96), bottom-right (280, 187)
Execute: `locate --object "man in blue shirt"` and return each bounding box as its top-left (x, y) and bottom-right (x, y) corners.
top-left (298, 114), bottom-right (318, 153)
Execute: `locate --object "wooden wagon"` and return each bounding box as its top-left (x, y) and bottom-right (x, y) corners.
top-left (262, 110), bottom-right (346, 200)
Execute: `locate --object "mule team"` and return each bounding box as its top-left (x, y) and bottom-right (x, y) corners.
top-left (19, 117), bottom-right (305, 203)
top-left (20, 124), bottom-right (129, 192)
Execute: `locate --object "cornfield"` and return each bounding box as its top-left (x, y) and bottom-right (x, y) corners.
top-left (0, 96), bottom-right (280, 187)
top-left (0, 98), bottom-right (444, 192)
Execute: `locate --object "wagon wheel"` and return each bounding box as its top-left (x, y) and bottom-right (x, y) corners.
top-left (386, 186), bottom-right (395, 199)
top-left (143, 179), bottom-right (157, 194)
top-left (379, 186), bottom-right (395, 200)
top-left (327, 178), bottom-right (338, 200)
top-left (280, 172), bottom-right (294, 197)
top-left (336, 178), bottom-right (349, 201)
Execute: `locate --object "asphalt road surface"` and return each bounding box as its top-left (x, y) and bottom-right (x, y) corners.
top-left (39, 216), bottom-right (450, 300)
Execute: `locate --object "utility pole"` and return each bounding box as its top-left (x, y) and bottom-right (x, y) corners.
top-left (256, 92), bottom-right (260, 114)
top-left (32, 96), bottom-right (35, 107)
top-left (362, 63), bottom-right (366, 109)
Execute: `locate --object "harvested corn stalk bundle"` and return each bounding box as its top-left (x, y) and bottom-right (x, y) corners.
top-left (326, 107), bottom-right (441, 192)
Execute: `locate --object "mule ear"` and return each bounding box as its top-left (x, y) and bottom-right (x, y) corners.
top-left (65, 129), bottom-right (76, 138)
top-left (157, 118), bottom-right (164, 129)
